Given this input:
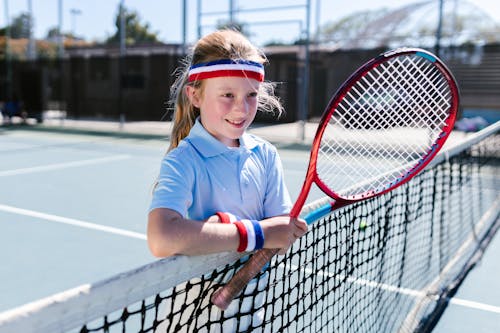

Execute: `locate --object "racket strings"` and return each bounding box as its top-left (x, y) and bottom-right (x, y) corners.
top-left (371, 57), bottom-right (449, 129)
top-left (318, 54), bottom-right (454, 198)
top-left (388, 59), bottom-right (451, 128)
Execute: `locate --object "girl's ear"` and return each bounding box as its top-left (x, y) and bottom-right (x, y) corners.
top-left (185, 85), bottom-right (201, 109)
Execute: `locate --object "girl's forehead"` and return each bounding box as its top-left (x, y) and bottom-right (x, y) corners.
top-left (204, 77), bottom-right (261, 90)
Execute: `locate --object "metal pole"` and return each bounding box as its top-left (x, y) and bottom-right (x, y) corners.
top-left (315, 0), bottom-right (321, 43)
top-left (435, 0), bottom-right (444, 57)
top-left (70, 8), bottom-right (81, 37)
top-left (27, 0), bottom-right (36, 60)
top-left (229, 0), bottom-right (234, 25)
top-left (119, 0), bottom-right (126, 56)
top-left (4, 0), bottom-right (12, 99)
top-left (57, 0), bottom-right (63, 58)
top-left (182, 0), bottom-right (187, 52)
top-left (197, 0), bottom-right (202, 39)
top-left (299, 0), bottom-right (311, 142)
top-left (451, 0), bottom-right (457, 47)
top-left (119, 0), bottom-right (126, 128)
top-left (57, 0), bottom-right (64, 122)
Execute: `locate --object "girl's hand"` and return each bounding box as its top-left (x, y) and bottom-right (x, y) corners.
top-left (259, 216), bottom-right (308, 255)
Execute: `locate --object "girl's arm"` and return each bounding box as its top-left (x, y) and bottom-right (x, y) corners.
top-left (147, 208), bottom-right (307, 257)
top-left (147, 208), bottom-right (239, 257)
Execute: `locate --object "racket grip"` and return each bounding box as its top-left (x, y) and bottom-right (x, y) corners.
top-left (211, 248), bottom-right (279, 310)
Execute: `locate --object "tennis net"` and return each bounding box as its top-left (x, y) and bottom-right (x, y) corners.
top-left (0, 122), bottom-right (499, 333)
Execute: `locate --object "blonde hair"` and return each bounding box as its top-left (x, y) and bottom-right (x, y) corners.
top-left (167, 29), bottom-right (284, 152)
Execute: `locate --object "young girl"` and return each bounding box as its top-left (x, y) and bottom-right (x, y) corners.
top-left (147, 29), bottom-right (307, 331)
top-left (147, 29), bottom-right (307, 258)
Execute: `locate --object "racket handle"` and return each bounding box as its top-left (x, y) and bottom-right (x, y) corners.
top-left (211, 248), bottom-right (279, 310)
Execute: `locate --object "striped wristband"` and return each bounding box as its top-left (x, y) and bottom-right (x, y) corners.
top-left (216, 212), bottom-right (247, 252)
top-left (215, 212), bottom-right (239, 224)
top-left (239, 219), bottom-right (265, 252)
top-left (241, 220), bottom-right (256, 252)
top-left (215, 212), bottom-right (265, 252)
top-left (252, 220), bottom-right (265, 250)
top-left (233, 221), bottom-right (248, 252)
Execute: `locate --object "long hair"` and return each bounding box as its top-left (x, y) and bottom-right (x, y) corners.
top-left (167, 29), bottom-right (284, 152)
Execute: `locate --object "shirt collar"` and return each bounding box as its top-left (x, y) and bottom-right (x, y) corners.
top-left (186, 118), bottom-right (259, 157)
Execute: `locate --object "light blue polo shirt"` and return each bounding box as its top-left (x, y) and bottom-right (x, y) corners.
top-left (150, 119), bottom-right (292, 221)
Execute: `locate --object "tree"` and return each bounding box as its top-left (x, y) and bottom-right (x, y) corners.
top-left (4, 12), bottom-right (32, 39)
top-left (46, 27), bottom-right (60, 39)
top-left (215, 19), bottom-right (251, 37)
top-left (106, 6), bottom-right (159, 45)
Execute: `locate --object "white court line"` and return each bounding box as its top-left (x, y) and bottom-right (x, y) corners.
top-left (283, 263), bottom-right (500, 315)
top-left (450, 298), bottom-right (500, 314)
top-left (0, 155), bottom-right (131, 177)
top-left (0, 204), bottom-right (147, 240)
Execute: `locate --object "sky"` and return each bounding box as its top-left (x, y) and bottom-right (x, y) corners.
top-left (1, 0), bottom-right (499, 46)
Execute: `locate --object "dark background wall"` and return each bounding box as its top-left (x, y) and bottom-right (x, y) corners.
top-left (1, 43), bottom-right (499, 123)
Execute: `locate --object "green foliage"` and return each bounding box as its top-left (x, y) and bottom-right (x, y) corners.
top-left (106, 5), bottom-right (159, 45)
top-left (46, 27), bottom-right (60, 39)
top-left (2, 12), bottom-right (32, 39)
top-left (215, 20), bottom-right (252, 38)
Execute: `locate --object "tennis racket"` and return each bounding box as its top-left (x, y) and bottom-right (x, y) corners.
top-left (211, 47), bottom-right (459, 310)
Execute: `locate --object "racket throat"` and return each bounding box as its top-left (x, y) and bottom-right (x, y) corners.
top-left (290, 176), bottom-right (315, 218)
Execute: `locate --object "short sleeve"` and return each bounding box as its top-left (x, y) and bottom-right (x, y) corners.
top-left (149, 150), bottom-right (194, 217)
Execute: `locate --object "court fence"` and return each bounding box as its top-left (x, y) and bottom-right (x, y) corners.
top-left (1, 43), bottom-right (500, 124)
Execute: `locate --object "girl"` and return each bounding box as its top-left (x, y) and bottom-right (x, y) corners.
top-left (147, 29), bottom-right (308, 332)
top-left (147, 29), bottom-right (307, 258)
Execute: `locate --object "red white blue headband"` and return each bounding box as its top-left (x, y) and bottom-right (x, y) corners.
top-left (188, 59), bottom-right (265, 82)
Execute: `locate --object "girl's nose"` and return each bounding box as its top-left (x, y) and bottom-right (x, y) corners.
top-left (234, 98), bottom-right (249, 114)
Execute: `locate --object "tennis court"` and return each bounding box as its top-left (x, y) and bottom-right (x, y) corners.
top-left (0, 122), bottom-right (499, 332)
top-left (0, 126), bottom-right (316, 311)
top-left (0, 130), bottom-right (161, 311)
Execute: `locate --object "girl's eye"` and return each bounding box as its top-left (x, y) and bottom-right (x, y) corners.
top-left (248, 92), bottom-right (258, 98)
top-left (222, 93), bottom-right (234, 98)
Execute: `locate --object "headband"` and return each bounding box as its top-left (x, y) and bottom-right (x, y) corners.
top-left (188, 59), bottom-right (265, 82)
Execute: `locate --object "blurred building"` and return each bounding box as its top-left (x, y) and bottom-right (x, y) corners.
top-left (2, 42), bottom-right (499, 123)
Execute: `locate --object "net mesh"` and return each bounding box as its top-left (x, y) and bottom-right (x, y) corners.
top-left (322, 53), bottom-right (454, 198)
top-left (0, 125), bottom-right (499, 333)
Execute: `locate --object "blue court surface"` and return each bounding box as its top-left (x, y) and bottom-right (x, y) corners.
top-left (0, 128), bottom-right (499, 331)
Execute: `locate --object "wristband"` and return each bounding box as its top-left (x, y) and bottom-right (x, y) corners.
top-left (251, 220), bottom-right (265, 250)
top-left (216, 212), bottom-right (260, 252)
top-left (216, 212), bottom-right (240, 224)
top-left (233, 221), bottom-right (248, 252)
top-left (216, 212), bottom-right (231, 224)
top-left (241, 219), bottom-right (256, 252)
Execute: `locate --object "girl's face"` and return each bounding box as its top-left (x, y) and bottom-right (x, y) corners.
top-left (187, 77), bottom-right (260, 147)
